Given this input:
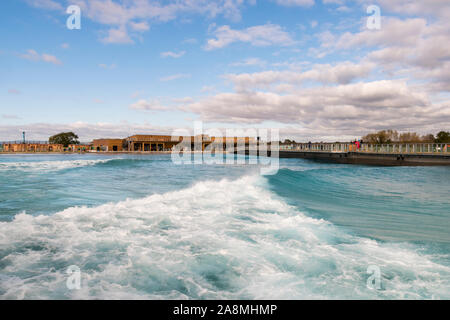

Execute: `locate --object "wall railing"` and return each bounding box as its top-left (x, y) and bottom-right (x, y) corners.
top-left (279, 143), bottom-right (450, 154)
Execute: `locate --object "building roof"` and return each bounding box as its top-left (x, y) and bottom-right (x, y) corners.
top-left (126, 135), bottom-right (179, 142)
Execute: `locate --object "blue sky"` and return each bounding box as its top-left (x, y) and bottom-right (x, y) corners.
top-left (1, 0), bottom-right (449, 141)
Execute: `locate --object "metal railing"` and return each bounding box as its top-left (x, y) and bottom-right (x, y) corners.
top-left (279, 143), bottom-right (450, 154)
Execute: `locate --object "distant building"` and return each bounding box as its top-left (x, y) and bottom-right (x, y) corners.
top-left (123, 134), bottom-right (257, 152)
top-left (67, 144), bottom-right (93, 152)
top-left (92, 139), bottom-right (125, 152)
top-left (2, 142), bottom-right (63, 152)
top-left (0, 134), bottom-right (258, 153)
top-left (125, 135), bottom-right (181, 152)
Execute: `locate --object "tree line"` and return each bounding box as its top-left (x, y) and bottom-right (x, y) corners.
top-left (280, 130), bottom-right (450, 145)
top-left (362, 130), bottom-right (450, 144)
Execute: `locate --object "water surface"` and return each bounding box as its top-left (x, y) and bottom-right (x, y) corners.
top-left (0, 154), bottom-right (449, 299)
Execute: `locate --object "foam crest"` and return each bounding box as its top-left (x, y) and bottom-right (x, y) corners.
top-left (0, 159), bottom-right (115, 172)
top-left (0, 175), bottom-right (449, 299)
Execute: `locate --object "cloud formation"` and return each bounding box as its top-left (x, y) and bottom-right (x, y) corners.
top-left (130, 99), bottom-right (168, 111)
top-left (275, 0), bottom-right (314, 7)
top-left (160, 51), bottom-right (186, 58)
top-left (20, 49), bottom-right (62, 65)
top-left (205, 23), bottom-right (295, 50)
top-left (160, 73), bottom-right (191, 81)
top-left (18, 0), bottom-right (450, 141)
top-left (225, 61), bottom-right (375, 90)
top-left (26, 0), bottom-right (63, 10)
top-left (66, 0), bottom-right (256, 44)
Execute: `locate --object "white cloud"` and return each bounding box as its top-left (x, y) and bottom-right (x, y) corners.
top-left (377, 0), bottom-right (450, 18)
top-left (19, 0), bottom-right (450, 141)
top-left (160, 73), bottom-right (191, 81)
top-left (275, 0), bottom-right (315, 7)
top-left (336, 6), bottom-right (351, 12)
top-left (322, 0), bottom-right (343, 4)
top-left (53, 0), bottom-right (255, 44)
top-left (160, 51), bottom-right (186, 58)
top-left (61, 43), bottom-right (70, 49)
top-left (205, 23), bottom-right (296, 50)
top-left (225, 61), bottom-right (374, 90)
top-left (129, 21), bottom-right (150, 32)
top-left (201, 86), bottom-right (216, 93)
top-left (314, 14), bottom-right (450, 95)
top-left (181, 80), bottom-right (450, 140)
top-left (130, 99), bottom-right (168, 111)
top-left (334, 18), bottom-right (427, 49)
top-left (20, 49), bottom-right (62, 65)
top-left (172, 97), bottom-right (194, 104)
top-left (26, 0), bottom-right (63, 10)
top-left (101, 26), bottom-right (134, 44)
top-left (230, 57), bottom-right (267, 67)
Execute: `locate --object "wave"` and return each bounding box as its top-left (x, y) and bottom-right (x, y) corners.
top-left (0, 157), bottom-right (178, 173)
top-left (266, 167), bottom-right (450, 244)
top-left (0, 175), bottom-right (449, 299)
top-left (0, 159), bottom-right (119, 172)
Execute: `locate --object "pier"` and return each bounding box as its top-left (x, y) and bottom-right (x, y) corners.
top-left (277, 143), bottom-right (450, 166)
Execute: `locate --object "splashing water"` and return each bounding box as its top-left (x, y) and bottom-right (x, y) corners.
top-left (0, 154), bottom-right (449, 299)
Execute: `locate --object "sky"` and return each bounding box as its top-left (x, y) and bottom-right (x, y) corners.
top-left (0, 0), bottom-right (449, 142)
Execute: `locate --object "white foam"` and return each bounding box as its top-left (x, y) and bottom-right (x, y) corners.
top-left (0, 159), bottom-right (115, 172)
top-left (0, 175), bottom-right (449, 299)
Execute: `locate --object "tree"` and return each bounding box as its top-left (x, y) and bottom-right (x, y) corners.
top-left (362, 130), bottom-right (449, 144)
top-left (421, 134), bottom-right (435, 142)
top-left (435, 131), bottom-right (450, 143)
top-left (49, 132), bottom-right (79, 147)
top-left (362, 130), bottom-right (398, 144)
top-left (399, 132), bottom-right (421, 142)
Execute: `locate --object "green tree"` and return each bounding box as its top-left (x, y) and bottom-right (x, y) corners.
top-left (49, 132), bottom-right (80, 147)
top-left (435, 131), bottom-right (450, 143)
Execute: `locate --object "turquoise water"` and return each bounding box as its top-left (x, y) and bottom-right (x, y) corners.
top-left (0, 154), bottom-right (449, 299)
